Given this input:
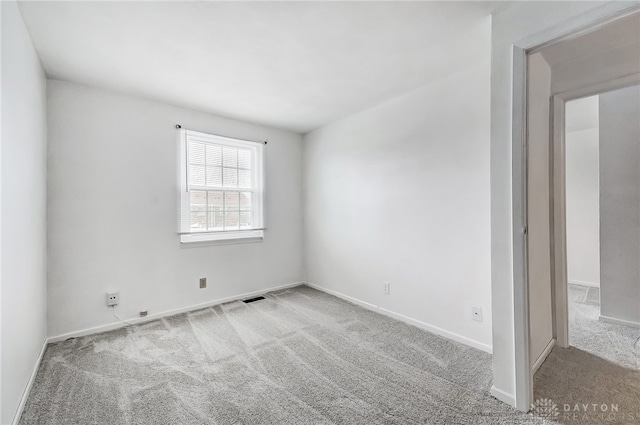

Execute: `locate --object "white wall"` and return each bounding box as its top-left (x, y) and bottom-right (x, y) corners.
top-left (47, 80), bottom-right (303, 338)
top-left (599, 84), bottom-right (640, 325)
top-left (565, 96), bottom-right (600, 287)
top-left (303, 18), bottom-right (492, 352)
top-left (526, 52), bottom-right (553, 368)
top-left (489, 0), bottom-right (618, 407)
top-left (1, 2), bottom-right (48, 423)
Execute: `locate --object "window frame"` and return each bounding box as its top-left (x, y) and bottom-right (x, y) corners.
top-left (178, 129), bottom-right (264, 244)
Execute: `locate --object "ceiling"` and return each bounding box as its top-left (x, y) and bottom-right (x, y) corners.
top-left (18, 1), bottom-right (497, 133)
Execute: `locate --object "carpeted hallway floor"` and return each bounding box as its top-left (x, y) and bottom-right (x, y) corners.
top-left (567, 283), bottom-right (640, 369)
top-left (19, 285), bottom-right (640, 424)
top-left (532, 284), bottom-right (640, 424)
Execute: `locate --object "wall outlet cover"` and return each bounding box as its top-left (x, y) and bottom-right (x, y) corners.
top-left (107, 292), bottom-right (119, 306)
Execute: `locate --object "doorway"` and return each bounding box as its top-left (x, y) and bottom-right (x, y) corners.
top-left (530, 81), bottom-right (640, 425)
top-left (563, 94), bottom-right (602, 351)
top-left (510, 6), bottom-right (640, 413)
top-left (563, 88), bottom-right (640, 369)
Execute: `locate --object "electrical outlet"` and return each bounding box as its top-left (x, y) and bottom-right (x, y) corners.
top-left (383, 281), bottom-right (390, 295)
top-left (106, 292), bottom-right (119, 306)
top-left (472, 306), bottom-right (483, 322)
top-left (199, 277), bottom-right (207, 289)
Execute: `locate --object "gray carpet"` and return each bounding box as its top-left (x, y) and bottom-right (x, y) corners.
top-left (567, 284), bottom-right (640, 369)
top-left (21, 285), bottom-right (540, 424)
top-left (532, 284), bottom-right (640, 424)
top-left (534, 347), bottom-right (640, 424)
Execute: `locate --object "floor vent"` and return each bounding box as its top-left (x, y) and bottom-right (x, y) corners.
top-left (243, 296), bottom-right (265, 304)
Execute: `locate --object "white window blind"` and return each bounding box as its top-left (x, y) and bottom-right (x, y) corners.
top-left (179, 129), bottom-right (264, 243)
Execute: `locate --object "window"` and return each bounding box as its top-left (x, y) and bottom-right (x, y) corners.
top-left (179, 129), bottom-right (264, 243)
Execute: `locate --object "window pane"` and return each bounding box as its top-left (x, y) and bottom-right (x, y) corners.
top-left (240, 211), bottom-right (252, 228)
top-left (190, 165), bottom-right (205, 186)
top-left (206, 145), bottom-right (222, 166)
top-left (207, 191), bottom-right (224, 211)
top-left (238, 149), bottom-right (251, 169)
top-left (190, 211), bottom-right (206, 231)
top-left (223, 168), bottom-right (238, 188)
top-left (224, 191), bottom-right (239, 211)
top-left (206, 166), bottom-right (222, 187)
top-left (223, 147), bottom-right (238, 168)
top-left (184, 133), bottom-right (262, 236)
top-left (238, 169), bottom-right (251, 188)
top-left (224, 211), bottom-right (240, 229)
top-left (208, 212), bottom-right (224, 231)
top-left (189, 142), bottom-right (205, 165)
top-left (240, 192), bottom-right (252, 211)
top-left (190, 190), bottom-right (207, 211)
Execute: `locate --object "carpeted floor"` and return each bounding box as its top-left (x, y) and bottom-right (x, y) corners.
top-left (532, 284), bottom-right (640, 424)
top-left (567, 284), bottom-right (640, 369)
top-left (21, 285), bottom-right (539, 424)
top-left (19, 285), bottom-right (640, 424)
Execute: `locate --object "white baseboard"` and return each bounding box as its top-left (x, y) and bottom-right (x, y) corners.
top-left (568, 280), bottom-right (599, 288)
top-left (11, 338), bottom-right (48, 425)
top-left (305, 282), bottom-right (492, 354)
top-left (531, 338), bottom-right (555, 374)
top-left (48, 282), bottom-right (305, 343)
top-left (599, 314), bottom-right (640, 329)
top-left (490, 385), bottom-right (516, 407)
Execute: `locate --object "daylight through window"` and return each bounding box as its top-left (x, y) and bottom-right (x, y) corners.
top-left (179, 130), bottom-right (264, 243)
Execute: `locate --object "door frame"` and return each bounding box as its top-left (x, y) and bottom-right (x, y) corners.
top-left (551, 73), bottom-right (640, 349)
top-left (510, 3), bottom-right (640, 411)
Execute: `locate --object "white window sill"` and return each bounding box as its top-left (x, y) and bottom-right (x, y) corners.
top-left (180, 230), bottom-right (264, 246)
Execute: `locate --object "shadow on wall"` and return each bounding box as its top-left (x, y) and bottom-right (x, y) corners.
top-left (533, 347), bottom-right (640, 424)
